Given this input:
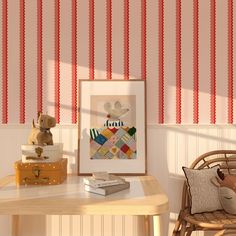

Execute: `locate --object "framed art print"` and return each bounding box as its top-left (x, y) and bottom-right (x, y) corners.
top-left (78, 80), bottom-right (146, 175)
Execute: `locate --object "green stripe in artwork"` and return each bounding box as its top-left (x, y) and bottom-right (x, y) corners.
top-left (90, 128), bottom-right (99, 139)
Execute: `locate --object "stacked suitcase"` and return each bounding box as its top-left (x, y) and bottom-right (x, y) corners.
top-left (15, 143), bottom-right (67, 186)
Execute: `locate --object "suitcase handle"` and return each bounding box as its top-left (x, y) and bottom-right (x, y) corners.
top-left (23, 177), bottom-right (49, 184)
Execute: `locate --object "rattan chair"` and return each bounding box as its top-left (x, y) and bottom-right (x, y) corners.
top-left (172, 150), bottom-right (236, 236)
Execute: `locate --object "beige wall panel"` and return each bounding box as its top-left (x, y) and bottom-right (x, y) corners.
top-left (42, 0), bottom-right (55, 116)
top-left (8, 0), bottom-right (20, 123)
top-left (112, 0), bottom-right (124, 79)
top-left (60, 0), bottom-right (72, 123)
top-left (216, 0), bottom-right (228, 123)
top-left (146, 0), bottom-right (158, 124)
top-left (129, 0), bottom-right (141, 80)
top-left (181, 0), bottom-right (194, 123)
top-left (164, 0), bottom-right (176, 124)
top-left (94, 0), bottom-right (106, 80)
top-left (77, 0), bottom-right (89, 80)
top-left (25, 0), bottom-right (37, 122)
top-left (198, 0), bottom-right (211, 123)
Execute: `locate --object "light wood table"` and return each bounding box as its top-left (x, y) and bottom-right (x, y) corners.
top-left (0, 175), bottom-right (168, 236)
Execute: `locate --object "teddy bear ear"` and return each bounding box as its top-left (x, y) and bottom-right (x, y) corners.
top-left (37, 111), bottom-right (42, 118)
top-left (211, 176), bottom-right (221, 187)
top-left (217, 168), bottom-right (225, 180)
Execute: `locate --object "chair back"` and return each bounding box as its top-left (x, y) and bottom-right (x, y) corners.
top-left (181, 150), bottom-right (236, 210)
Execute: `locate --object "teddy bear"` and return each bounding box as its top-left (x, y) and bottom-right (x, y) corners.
top-left (28, 112), bottom-right (56, 146)
top-left (211, 169), bottom-right (236, 214)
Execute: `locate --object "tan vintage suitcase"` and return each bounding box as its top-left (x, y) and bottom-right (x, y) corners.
top-left (14, 158), bottom-right (67, 186)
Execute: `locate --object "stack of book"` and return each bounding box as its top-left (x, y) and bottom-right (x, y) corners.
top-left (83, 172), bottom-right (130, 196)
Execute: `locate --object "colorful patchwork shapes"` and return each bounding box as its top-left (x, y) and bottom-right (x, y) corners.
top-left (110, 146), bottom-right (119, 155)
top-left (97, 146), bottom-right (109, 156)
top-left (121, 144), bottom-right (129, 153)
top-left (109, 127), bottom-right (118, 134)
top-left (121, 133), bottom-right (131, 143)
top-left (90, 140), bottom-right (101, 156)
top-left (109, 135), bottom-right (119, 144)
top-left (100, 128), bottom-right (114, 139)
top-left (115, 139), bottom-right (125, 148)
top-left (115, 128), bottom-right (127, 139)
top-left (102, 140), bottom-right (114, 149)
top-left (91, 152), bottom-right (104, 159)
top-left (90, 127), bottom-right (136, 160)
top-left (104, 151), bottom-right (114, 159)
top-left (127, 137), bottom-right (136, 151)
top-left (120, 144), bottom-right (134, 159)
top-left (94, 134), bottom-right (107, 145)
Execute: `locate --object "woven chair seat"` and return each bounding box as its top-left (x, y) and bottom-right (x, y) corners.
top-left (184, 209), bottom-right (236, 230)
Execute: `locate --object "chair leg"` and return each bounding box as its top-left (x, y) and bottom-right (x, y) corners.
top-left (172, 219), bottom-right (181, 236)
top-left (172, 230), bottom-right (179, 236)
top-left (214, 230), bottom-right (225, 236)
top-left (172, 212), bottom-right (185, 236)
top-left (180, 221), bottom-right (187, 236)
top-left (12, 215), bottom-right (19, 236)
top-left (186, 228), bottom-right (193, 236)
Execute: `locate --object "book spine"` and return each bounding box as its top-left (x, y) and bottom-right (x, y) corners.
top-left (84, 182), bottom-right (130, 196)
top-left (84, 185), bottom-right (105, 195)
top-left (83, 178), bottom-right (123, 188)
top-left (84, 180), bottom-right (123, 188)
top-left (94, 181), bottom-right (123, 187)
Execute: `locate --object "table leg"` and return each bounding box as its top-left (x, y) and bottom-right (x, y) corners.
top-left (144, 215), bottom-right (151, 236)
top-left (152, 215), bottom-right (162, 236)
top-left (12, 215), bottom-right (19, 236)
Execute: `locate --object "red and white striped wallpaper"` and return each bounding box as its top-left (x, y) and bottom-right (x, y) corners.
top-left (0, 0), bottom-right (235, 124)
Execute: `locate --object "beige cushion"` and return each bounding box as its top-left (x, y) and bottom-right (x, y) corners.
top-left (183, 165), bottom-right (222, 214)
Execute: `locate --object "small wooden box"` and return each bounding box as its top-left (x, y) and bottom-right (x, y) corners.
top-left (14, 158), bottom-right (67, 186)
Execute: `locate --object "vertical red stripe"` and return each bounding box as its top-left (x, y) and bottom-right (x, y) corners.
top-left (228, 0), bottom-right (233, 124)
top-left (55, 0), bottom-right (60, 123)
top-left (37, 0), bottom-right (43, 113)
top-left (72, 0), bottom-right (77, 123)
top-left (141, 0), bottom-right (146, 81)
top-left (20, 0), bottom-right (25, 123)
top-left (176, 0), bottom-right (182, 124)
top-left (2, 0), bottom-right (8, 124)
top-left (89, 0), bottom-right (95, 80)
top-left (106, 0), bottom-right (112, 80)
top-left (210, 0), bottom-right (216, 124)
top-left (124, 0), bottom-right (129, 80)
top-left (193, 0), bottom-right (199, 123)
top-left (158, 0), bottom-right (164, 124)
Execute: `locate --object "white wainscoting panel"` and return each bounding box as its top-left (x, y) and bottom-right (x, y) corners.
top-left (1, 124), bottom-right (236, 236)
top-left (147, 124), bottom-right (236, 236)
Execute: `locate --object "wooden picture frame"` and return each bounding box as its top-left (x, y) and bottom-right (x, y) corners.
top-left (78, 80), bottom-right (146, 175)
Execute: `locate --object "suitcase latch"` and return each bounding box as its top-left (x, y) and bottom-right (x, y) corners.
top-left (32, 166), bottom-right (40, 178)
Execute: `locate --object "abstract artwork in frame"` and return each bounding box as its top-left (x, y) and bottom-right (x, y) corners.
top-left (78, 80), bottom-right (146, 175)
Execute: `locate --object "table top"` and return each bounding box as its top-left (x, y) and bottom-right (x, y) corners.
top-left (0, 175), bottom-right (169, 216)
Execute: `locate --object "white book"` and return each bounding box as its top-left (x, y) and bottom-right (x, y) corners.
top-left (84, 181), bottom-right (130, 196)
top-left (83, 175), bottom-right (124, 188)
